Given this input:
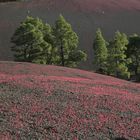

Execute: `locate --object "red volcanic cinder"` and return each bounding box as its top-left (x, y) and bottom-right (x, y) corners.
top-left (0, 62), bottom-right (140, 139)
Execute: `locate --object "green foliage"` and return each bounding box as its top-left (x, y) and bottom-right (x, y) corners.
top-left (93, 28), bottom-right (108, 73)
top-left (33, 23), bottom-right (57, 64)
top-left (107, 31), bottom-right (130, 79)
top-left (11, 16), bottom-right (48, 62)
top-left (66, 50), bottom-right (87, 67)
top-left (53, 15), bottom-right (87, 67)
top-left (126, 34), bottom-right (140, 81)
top-left (11, 15), bottom-right (87, 68)
top-left (92, 29), bottom-right (140, 81)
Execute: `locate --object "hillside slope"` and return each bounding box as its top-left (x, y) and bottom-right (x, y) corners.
top-left (0, 61), bottom-right (140, 139)
top-left (0, 0), bottom-right (140, 70)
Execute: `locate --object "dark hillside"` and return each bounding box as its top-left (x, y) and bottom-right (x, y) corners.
top-left (0, 0), bottom-right (140, 70)
top-left (0, 0), bottom-right (17, 2)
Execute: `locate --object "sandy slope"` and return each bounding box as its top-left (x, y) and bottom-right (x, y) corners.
top-left (0, 0), bottom-right (140, 70)
top-left (0, 61), bottom-right (140, 139)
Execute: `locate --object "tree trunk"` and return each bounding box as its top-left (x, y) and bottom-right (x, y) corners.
top-left (24, 48), bottom-right (27, 61)
top-left (60, 40), bottom-right (65, 66)
top-left (115, 59), bottom-right (119, 77)
top-left (135, 68), bottom-right (138, 76)
top-left (48, 48), bottom-right (54, 64)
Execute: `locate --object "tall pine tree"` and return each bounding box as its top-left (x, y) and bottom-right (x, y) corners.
top-left (11, 16), bottom-right (53, 64)
top-left (93, 28), bottom-right (108, 73)
top-left (126, 34), bottom-right (140, 81)
top-left (33, 22), bottom-right (57, 64)
top-left (107, 31), bottom-right (130, 79)
top-left (11, 15), bottom-right (87, 67)
top-left (53, 15), bottom-right (87, 67)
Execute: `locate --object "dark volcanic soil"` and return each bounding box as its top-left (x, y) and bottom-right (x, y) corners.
top-left (0, 0), bottom-right (140, 70)
top-left (0, 61), bottom-right (140, 139)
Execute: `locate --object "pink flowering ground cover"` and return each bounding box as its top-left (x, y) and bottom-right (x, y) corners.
top-left (0, 61), bottom-right (140, 140)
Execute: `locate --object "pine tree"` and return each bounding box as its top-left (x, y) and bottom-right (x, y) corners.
top-left (126, 34), bottom-right (140, 81)
top-left (33, 23), bottom-right (56, 64)
top-left (93, 28), bottom-right (108, 73)
top-left (53, 14), bottom-right (87, 67)
top-left (11, 16), bottom-right (53, 64)
top-left (107, 31), bottom-right (130, 79)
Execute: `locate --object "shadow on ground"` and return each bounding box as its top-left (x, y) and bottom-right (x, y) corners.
top-left (113, 138), bottom-right (128, 140)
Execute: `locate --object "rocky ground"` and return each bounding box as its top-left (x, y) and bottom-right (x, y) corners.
top-left (0, 61), bottom-right (140, 139)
